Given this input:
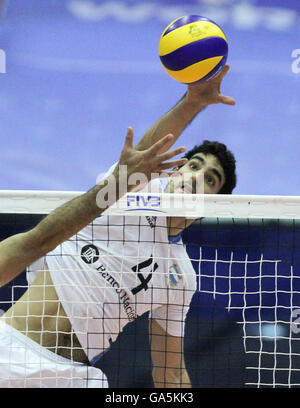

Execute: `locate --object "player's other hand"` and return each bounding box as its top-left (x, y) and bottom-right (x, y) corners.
top-left (186, 64), bottom-right (236, 107)
top-left (114, 127), bottom-right (187, 188)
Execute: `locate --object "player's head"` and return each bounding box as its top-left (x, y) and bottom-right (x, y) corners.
top-left (183, 140), bottom-right (237, 194)
top-left (167, 140), bottom-right (237, 195)
top-left (166, 141), bottom-right (236, 236)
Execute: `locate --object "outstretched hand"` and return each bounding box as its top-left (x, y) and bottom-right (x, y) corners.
top-left (186, 64), bottom-right (235, 107)
top-left (115, 127), bottom-right (187, 184)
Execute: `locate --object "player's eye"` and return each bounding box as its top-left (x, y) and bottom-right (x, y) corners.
top-left (206, 175), bottom-right (215, 186)
top-left (189, 162), bottom-right (199, 170)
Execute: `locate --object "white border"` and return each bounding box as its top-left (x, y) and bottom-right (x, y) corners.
top-left (0, 190), bottom-right (300, 219)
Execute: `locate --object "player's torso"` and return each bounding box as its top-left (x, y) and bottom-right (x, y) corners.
top-left (47, 215), bottom-right (190, 361)
top-left (83, 216), bottom-right (174, 310)
top-left (2, 267), bottom-right (88, 363)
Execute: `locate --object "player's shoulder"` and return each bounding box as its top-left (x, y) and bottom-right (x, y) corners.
top-left (170, 243), bottom-right (196, 290)
top-left (96, 162), bottom-right (118, 185)
top-left (96, 163), bottom-right (164, 193)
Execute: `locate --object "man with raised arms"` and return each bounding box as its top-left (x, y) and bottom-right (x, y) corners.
top-left (0, 65), bottom-right (236, 388)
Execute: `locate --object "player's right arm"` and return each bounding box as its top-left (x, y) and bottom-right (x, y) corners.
top-left (0, 128), bottom-right (187, 287)
top-left (135, 64), bottom-right (235, 155)
top-left (150, 318), bottom-right (191, 388)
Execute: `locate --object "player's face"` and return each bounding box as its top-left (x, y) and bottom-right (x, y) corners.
top-left (166, 153), bottom-right (225, 194)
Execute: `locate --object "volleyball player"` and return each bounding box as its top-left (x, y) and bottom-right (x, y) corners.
top-left (0, 65), bottom-right (236, 388)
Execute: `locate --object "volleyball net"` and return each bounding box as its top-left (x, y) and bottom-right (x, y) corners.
top-left (0, 190), bottom-right (300, 388)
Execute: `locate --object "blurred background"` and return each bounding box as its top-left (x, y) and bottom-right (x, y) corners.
top-left (0, 0), bottom-right (299, 195)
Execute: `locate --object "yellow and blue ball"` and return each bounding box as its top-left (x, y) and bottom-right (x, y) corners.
top-left (159, 15), bottom-right (228, 84)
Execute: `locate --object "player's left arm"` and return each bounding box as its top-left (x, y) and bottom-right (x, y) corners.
top-left (149, 318), bottom-right (191, 388)
top-left (135, 64), bottom-right (235, 155)
top-left (0, 129), bottom-right (187, 287)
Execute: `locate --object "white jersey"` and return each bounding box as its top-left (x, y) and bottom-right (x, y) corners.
top-left (28, 165), bottom-right (196, 363)
top-left (0, 319), bottom-right (107, 388)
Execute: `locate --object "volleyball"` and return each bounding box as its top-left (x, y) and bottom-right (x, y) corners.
top-left (158, 15), bottom-right (228, 84)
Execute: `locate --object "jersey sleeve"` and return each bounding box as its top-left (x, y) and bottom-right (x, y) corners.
top-left (26, 257), bottom-right (47, 286)
top-left (96, 163), bottom-right (164, 193)
top-left (96, 162), bottom-right (118, 184)
top-left (151, 242), bottom-right (196, 337)
top-left (150, 302), bottom-right (191, 337)
top-left (150, 278), bottom-right (195, 337)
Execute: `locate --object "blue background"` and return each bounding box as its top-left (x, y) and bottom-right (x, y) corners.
top-left (0, 0), bottom-right (299, 195)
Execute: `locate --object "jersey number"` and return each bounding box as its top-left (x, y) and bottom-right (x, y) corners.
top-left (131, 255), bottom-right (158, 295)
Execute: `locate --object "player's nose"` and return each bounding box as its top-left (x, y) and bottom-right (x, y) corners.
top-left (191, 171), bottom-right (205, 193)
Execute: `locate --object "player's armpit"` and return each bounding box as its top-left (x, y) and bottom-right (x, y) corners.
top-left (149, 318), bottom-right (191, 388)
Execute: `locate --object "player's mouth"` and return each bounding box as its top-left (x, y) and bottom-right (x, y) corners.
top-left (181, 184), bottom-right (193, 194)
top-left (172, 183), bottom-right (193, 194)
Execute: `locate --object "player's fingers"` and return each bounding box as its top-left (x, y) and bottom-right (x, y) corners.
top-left (220, 94), bottom-right (236, 106)
top-left (146, 134), bottom-right (175, 155)
top-left (151, 170), bottom-right (181, 179)
top-left (217, 64), bottom-right (230, 81)
top-left (157, 146), bottom-right (187, 162)
top-left (214, 65), bottom-right (230, 89)
top-left (158, 158), bottom-right (188, 170)
top-left (221, 64), bottom-right (230, 76)
top-left (123, 126), bottom-right (134, 149)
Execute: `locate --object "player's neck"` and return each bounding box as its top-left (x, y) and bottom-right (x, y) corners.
top-left (166, 216), bottom-right (194, 237)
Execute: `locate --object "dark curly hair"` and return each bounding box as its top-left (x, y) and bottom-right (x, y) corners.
top-left (183, 140), bottom-right (237, 194)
